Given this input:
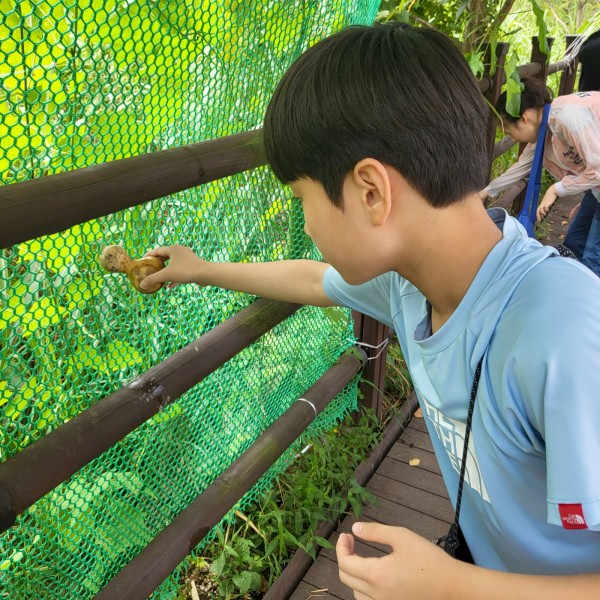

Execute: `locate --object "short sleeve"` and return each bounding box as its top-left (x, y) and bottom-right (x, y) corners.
top-left (322, 267), bottom-right (395, 328)
top-left (551, 103), bottom-right (600, 196)
top-left (509, 260), bottom-right (600, 531)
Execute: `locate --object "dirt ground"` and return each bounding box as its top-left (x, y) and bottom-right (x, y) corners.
top-left (538, 193), bottom-right (582, 248)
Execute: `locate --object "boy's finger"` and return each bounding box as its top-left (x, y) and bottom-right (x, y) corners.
top-left (139, 271), bottom-right (167, 291)
top-left (338, 567), bottom-right (373, 598)
top-left (351, 521), bottom-right (404, 549)
top-left (336, 532), bottom-right (355, 557)
top-left (144, 246), bottom-right (173, 259)
top-left (336, 536), bottom-right (380, 581)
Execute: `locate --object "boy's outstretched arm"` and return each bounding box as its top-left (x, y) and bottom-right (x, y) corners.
top-left (139, 245), bottom-right (335, 307)
top-left (336, 523), bottom-right (600, 600)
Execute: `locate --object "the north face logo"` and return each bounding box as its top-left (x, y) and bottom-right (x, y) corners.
top-left (559, 504), bottom-right (588, 530)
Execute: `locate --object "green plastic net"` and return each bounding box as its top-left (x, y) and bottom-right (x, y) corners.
top-left (0, 1), bottom-right (380, 597)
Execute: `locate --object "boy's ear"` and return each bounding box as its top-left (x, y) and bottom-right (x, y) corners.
top-left (351, 159), bottom-right (392, 226)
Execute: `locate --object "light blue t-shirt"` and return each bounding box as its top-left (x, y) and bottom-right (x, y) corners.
top-left (323, 208), bottom-right (600, 574)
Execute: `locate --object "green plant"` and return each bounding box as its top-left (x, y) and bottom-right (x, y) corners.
top-left (382, 337), bottom-right (412, 425)
top-left (178, 410), bottom-right (382, 599)
top-left (209, 530), bottom-right (265, 599)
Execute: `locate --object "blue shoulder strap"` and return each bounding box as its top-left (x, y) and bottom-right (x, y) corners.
top-left (517, 103), bottom-right (551, 237)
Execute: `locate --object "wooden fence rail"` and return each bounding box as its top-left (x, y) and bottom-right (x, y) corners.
top-left (0, 298), bottom-right (299, 533)
top-left (0, 130), bottom-right (264, 248)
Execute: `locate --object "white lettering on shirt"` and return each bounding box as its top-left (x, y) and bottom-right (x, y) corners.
top-left (423, 398), bottom-right (491, 503)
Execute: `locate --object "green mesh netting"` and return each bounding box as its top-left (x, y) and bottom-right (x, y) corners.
top-left (0, 1), bottom-right (380, 597)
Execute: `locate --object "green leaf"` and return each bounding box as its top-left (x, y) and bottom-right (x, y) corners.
top-left (466, 51), bottom-right (485, 78)
top-left (264, 538), bottom-right (278, 557)
top-left (503, 52), bottom-right (523, 119)
top-left (232, 570), bottom-right (261, 596)
top-left (314, 536), bottom-right (334, 550)
top-left (232, 571), bottom-right (252, 596)
top-left (209, 553), bottom-right (226, 577)
top-left (349, 495), bottom-right (363, 518)
top-left (294, 510), bottom-right (303, 534)
top-left (506, 77), bottom-right (524, 119)
top-left (223, 544), bottom-right (239, 558)
top-left (529, 0), bottom-right (549, 56)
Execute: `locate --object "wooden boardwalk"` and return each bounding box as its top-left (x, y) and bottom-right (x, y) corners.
top-left (289, 414), bottom-right (453, 600)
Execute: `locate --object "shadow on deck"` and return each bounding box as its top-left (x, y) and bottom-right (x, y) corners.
top-left (289, 413), bottom-right (452, 600)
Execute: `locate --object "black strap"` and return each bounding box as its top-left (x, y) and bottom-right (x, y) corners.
top-left (436, 355), bottom-right (484, 557)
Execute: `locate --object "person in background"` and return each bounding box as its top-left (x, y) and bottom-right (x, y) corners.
top-left (560, 29), bottom-right (600, 268)
top-left (578, 29), bottom-right (600, 93)
top-left (481, 78), bottom-right (600, 276)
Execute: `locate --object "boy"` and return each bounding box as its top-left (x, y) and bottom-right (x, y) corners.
top-left (141, 23), bottom-right (600, 599)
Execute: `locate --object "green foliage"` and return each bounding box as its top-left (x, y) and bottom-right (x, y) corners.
top-left (530, 0), bottom-right (549, 55)
top-left (377, 0), bottom-right (600, 119)
top-left (503, 51), bottom-right (524, 118)
top-left (209, 534), bottom-right (264, 598)
top-left (179, 410), bottom-right (382, 599)
top-left (383, 338), bottom-right (412, 425)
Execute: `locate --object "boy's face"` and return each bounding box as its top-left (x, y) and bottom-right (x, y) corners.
top-left (290, 177), bottom-right (385, 285)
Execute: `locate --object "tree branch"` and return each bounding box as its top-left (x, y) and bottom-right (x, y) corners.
top-left (493, 0), bottom-right (517, 31)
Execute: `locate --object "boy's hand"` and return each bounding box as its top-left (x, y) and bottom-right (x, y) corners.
top-left (536, 185), bottom-right (558, 222)
top-left (336, 522), bottom-right (459, 600)
top-left (140, 245), bottom-right (205, 291)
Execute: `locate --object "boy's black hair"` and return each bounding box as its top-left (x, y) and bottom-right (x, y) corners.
top-left (495, 78), bottom-right (553, 123)
top-left (579, 30), bottom-right (600, 92)
top-left (263, 23), bottom-right (488, 208)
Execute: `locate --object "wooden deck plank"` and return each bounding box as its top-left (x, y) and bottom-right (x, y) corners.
top-left (376, 456), bottom-right (448, 496)
top-left (302, 556), bottom-right (354, 600)
top-left (386, 442), bottom-right (441, 474)
top-left (366, 473), bottom-right (454, 522)
top-left (289, 580), bottom-right (342, 600)
top-left (362, 494), bottom-right (450, 534)
top-left (407, 415), bottom-right (428, 433)
top-left (291, 414), bottom-right (453, 600)
top-left (395, 427), bottom-right (435, 453)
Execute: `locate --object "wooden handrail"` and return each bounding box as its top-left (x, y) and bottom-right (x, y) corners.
top-left (0, 129), bottom-right (265, 248)
top-left (517, 60), bottom-right (543, 78)
top-left (0, 298), bottom-right (299, 533)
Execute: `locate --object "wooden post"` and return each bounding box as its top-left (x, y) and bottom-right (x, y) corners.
top-left (352, 312), bottom-right (389, 421)
top-left (483, 42), bottom-right (510, 179)
top-left (511, 36), bottom-right (554, 216)
top-left (558, 35), bottom-right (582, 96)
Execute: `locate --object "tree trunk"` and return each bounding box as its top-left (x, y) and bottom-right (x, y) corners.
top-left (463, 0), bottom-right (487, 53)
top-left (576, 0), bottom-right (585, 30)
top-left (462, 0), bottom-right (516, 53)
